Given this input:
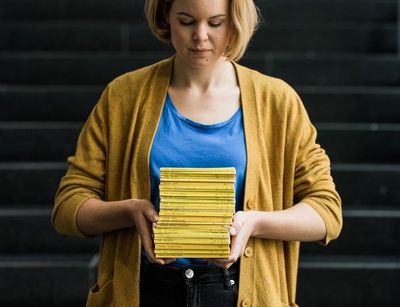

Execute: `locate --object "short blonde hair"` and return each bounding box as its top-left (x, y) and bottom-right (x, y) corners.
top-left (144, 0), bottom-right (260, 61)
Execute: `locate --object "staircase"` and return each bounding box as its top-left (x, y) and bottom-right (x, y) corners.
top-left (0, 0), bottom-right (399, 306)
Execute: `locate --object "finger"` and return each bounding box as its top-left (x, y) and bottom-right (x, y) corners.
top-left (230, 212), bottom-right (244, 236)
top-left (229, 229), bottom-right (249, 261)
top-left (162, 258), bottom-right (177, 265)
top-left (145, 245), bottom-right (165, 265)
top-left (230, 224), bottom-right (239, 236)
top-left (207, 257), bottom-right (234, 266)
top-left (208, 258), bottom-right (235, 269)
top-left (142, 204), bottom-right (159, 223)
top-left (136, 219), bottom-right (164, 264)
top-left (229, 233), bottom-right (242, 259)
top-left (231, 210), bottom-right (244, 223)
top-left (146, 254), bottom-right (165, 265)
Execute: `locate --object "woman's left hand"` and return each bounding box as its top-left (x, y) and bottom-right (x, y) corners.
top-left (208, 211), bottom-right (256, 269)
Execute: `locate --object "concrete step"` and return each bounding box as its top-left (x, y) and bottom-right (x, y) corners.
top-left (0, 163), bottom-right (399, 208)
top-left (1, 122), bottom-right (398, 163)
top-left (2, 85), bottom-right (399, 123)
top-left (0, 254), bottom-right (398, 306)
top-left (260, 0), bottom-right (398, 23)
top-left (0, 22), bottom-right (127, 52)
top-left (0, 0), bottom-right (145, 22)
top-left (0, 162), bottom-right (65, 205)
top-left (253, 24), bottom-right (397, 53)
top-left (301, 86), bottom-right (400, 123)
top-left (0, 85), bottom-right (100, 122)
top-left (0, 0), bottom-right (396, 22)
top-left (0, 254), bottom-right (96, 306)
top-left (301, 209), bottom-right (400, 256)
top-left (1, 22), bottom-right (396, 53)
top-left (241, 54), bottom-right (400, 87)
top-left (0, 208), bottom-right (99, 254)
top-left (1, 53), bottom-right (399, 86)
top-left (316, 123), bottom-right (400, 163)
top-left (0, 23), bottom-right (170, 53)
top-left (297, 256), bottom-right (400, 307)
top-left (1, 207), bottom-right (398, 255)
top-left (0, 122), bottom-right (81, 161)
top-left (334, 164), bottom-right (400, 208)
top-left (0, 52), bottom-right (168, 86)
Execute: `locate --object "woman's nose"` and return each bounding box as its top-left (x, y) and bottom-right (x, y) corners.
top-left (192, 23), bottom-right (209, 42)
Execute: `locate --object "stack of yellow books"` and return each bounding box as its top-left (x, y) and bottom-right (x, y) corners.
top-left (154, 167), bottom-right (236, 258)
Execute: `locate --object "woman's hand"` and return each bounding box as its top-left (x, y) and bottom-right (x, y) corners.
top-left (130, 199), bottom-right (176, 265)
top-left (207, 203), bottom-right (328, 269)
top-left (208, 211), bottom-right (256, 269)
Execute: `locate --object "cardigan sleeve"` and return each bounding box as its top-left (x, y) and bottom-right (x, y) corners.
top-left (52, 86), bottom-right (109, 238)
top-left (293, 104), bottom-right (343, 245)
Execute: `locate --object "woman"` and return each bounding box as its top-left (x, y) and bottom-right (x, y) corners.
top-left (52, 0), bottom-right (342, 306)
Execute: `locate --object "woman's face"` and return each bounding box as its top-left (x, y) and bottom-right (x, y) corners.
top-left (168, 0), bottom-right (231, 69)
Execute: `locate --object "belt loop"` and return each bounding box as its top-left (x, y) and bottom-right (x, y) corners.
top-left (223, 269), bottom-right (233, 290)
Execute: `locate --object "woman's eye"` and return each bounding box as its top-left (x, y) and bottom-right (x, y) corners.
top-left (179, 20), bottom-right (194, 26)
top-left (209, 22), bottom-right (222, 27)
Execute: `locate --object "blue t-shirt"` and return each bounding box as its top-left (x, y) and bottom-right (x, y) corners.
top-left (149, 93), bottom-right (247, 265)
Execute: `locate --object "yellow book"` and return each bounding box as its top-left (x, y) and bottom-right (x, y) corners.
top-left (156, 249), bottom-right (229, 255)
top-left (161, 202), bottom-right (235, 212)
top-left (153, 227), bottom-right (229, 235)
top-left (157, 221), bottom-right (231, 226)
top-left (160, 181), bottom-right (234, 189)
top-left (160, 189), bottom-right (234, 193)
top-left (155, 233), bottom-right (229, 240)
top-left (160, 208), bottom-right (233, 214)
top-left (161, 170), bottom-right (234, 176)
top-left (158, 216), bottom-right (232, 223)
top-left (160, 178), bottom-right (235, 183)
top-left (160, 191), bottom-right (235, 198)
top-left (156, 253), bottom-right (229, 259)
top-left (161, 196), bottom-right (235, 202)
top-left (160, 186), bottom-right (234, 191)
top-left (160, 167), bottom-right (236, 182)
top-left (160, 176), bottom-right (235, 180)
top-left (154, 237), bottom-right (229, 244)
top-left (160, 198), bottom-right (233, 203)
top-left (159, 210), bottom-right (233, 217)
top-left (154, 223), bottom-right (228, 229)
top-left (161, 167), bottom-right (236, 173)
top-left (154, 244), bottom-right (228, 250)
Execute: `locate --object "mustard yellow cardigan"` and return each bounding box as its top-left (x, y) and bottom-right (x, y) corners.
top-left (52, 57), bottom-right (342, 307)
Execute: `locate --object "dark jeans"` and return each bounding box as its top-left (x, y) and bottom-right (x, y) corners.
top-left (140, 258), bottom-right (239, 307)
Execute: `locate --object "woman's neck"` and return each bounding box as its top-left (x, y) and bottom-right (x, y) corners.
top-left (171, 55), bottom-right (237, 93)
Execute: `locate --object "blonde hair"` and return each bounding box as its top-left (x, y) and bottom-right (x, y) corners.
top-left (144, 0), bottom-right (260, 61)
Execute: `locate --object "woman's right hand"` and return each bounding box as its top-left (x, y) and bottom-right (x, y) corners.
top-left (130, 199), bottom-right (176, 265)
top-left (76, 197), bottom-right (175, 264)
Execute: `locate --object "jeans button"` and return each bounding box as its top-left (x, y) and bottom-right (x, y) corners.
top-left (230, 279), bottom-right (235, 285)
top-left (185, 269), bottom-right (194, 279)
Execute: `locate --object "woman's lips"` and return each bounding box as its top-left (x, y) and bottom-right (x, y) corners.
top-left (190, 48), bottom-right (211, 53)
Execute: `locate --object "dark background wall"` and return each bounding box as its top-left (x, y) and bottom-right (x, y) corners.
top-left (0, 0), bottom-right (399, 306)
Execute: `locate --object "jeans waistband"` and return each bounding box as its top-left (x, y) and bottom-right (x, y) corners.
top-left (140, 257), bottom-right (238, 287)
